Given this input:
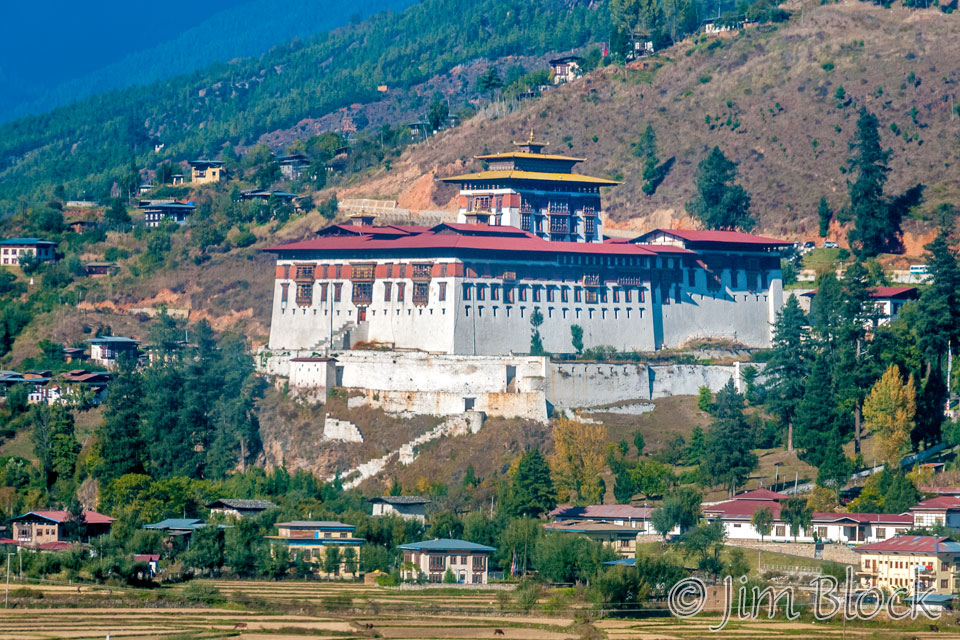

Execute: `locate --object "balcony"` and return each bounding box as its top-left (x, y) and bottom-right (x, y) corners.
top-left (582, 274), bottom-right (601, 287)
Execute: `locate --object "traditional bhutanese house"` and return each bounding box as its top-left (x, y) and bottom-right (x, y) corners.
top-left (56, 370), bottom-right (112, 405)
top-left (398, 538), bottom-right (495, 584)
top-left (141, 201), bottom-right (196, 227)
top-left (142, 518), bottom-right (208, 542)
top-left (85, 336), bottom-right (140, 368)
top-left (134, 553), bottom-right (161, 577)
top-left (702, 488), bottom-right (912, 544)
top-left (238, 189), bottom-right (298, 203)
top-left (9, 510), bottom-right (116, 548)
top-left (188, 160), bottom-right (224, 184)
top-left (549, 56), bottom-right (582, 84)
top-left (0, 238), bottom-right (57, 267)
top-left (856, 536), bottom-right (960, 596)
top-left (910, 496), bottom-right (960, 528)
top-left (267, 521), bottom-right (365, 576)
top-left (440, 135), bottom-right (619, 243)
top-left (801, 286), bottom-right (918, 326)
top-left (83, 262), bottom-right (119, 277)
top-left (277, 154), bottom-right (310, 180)
top-left (62, 348), bottom-right (88, 363)
top-left (206, 498), bottom-right (278, 519)
top-left (543, 520), bottom-right (640, 558)
top-left (369, 496), bottom-right (430, 522)
top-left (548, 504), bottom-right (655, 531)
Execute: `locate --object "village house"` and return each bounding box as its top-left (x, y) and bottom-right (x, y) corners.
top-left (134, 553), bottom-right (161, 577)
top-left (856, 536), bottom-right (960, 597)
top-left (277, 153), bottom-right (310, 180)
top-left (549, 56), bottom-right (582, 84)
top-left (9, 509), bottom-right (115, 548)
top-left (85, 336), bottom-right (140, 368)
top-left (63, 347), bottom-right (88, 363)
top-left (543, 521), bottom-right (639, 558)
top-left (369, 496), bottom-right (430, 522)
top-left (548, 504), bottom-right (656, 531)
top-left (207, 498), bottom-right (278, 519)
top-left (910, 496), bottom-right (960, 528)
top-left (83, 262), bottom-right (119, 277)
top-left (141, 201), bottom-right (196, 227)
top-left (143, 518), bottom-right (208, 537)
top-left (800, 286), bottom-right (919, 326)
top-left (398, 538), bottom-right (495, 584)
top-left (267, 521), bottom-right (365, 576)
top-left (238, 189), bottom-right (298, 204)
top-left (188, 160), bottom-right (224, 184)
top-left (702, 489), bottom-right (912, 544)
top-left (0, 238), bottom-right (57, 267)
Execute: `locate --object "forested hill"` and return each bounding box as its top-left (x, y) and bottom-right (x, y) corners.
top-left (0, 0), bottom-right (416, 124)
top-left (0, 0), bottom-right (610, 209)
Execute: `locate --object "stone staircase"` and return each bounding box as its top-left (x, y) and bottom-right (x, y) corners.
top-left (309, 321), bottom-right (356, 353)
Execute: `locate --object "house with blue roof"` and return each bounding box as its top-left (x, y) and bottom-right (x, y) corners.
top-left (85, 336), bottom-right (140, 368)
top-left (398, 538), bottom-right (496, 584)
top-left (0, 238), bottom-right (57, 267)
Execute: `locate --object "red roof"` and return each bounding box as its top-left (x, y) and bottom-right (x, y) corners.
top-left (812, 512), bottom-right (913, 525)
top-left (20, 509), bottom-right (116, 524)
top-left (638, 228), bottom-right (792, 247)
top-left (702, 499), bottom-right (782, 520)
top-left (911, 496), bottom-right (960, 511)
top-left (869, 286), bottom-right (919, 299)
top-left (549, 504), bottom-right (653, 520)
top-left (264, 224), bottom-right (688, 257)
top-left (134, 554), bottom-right (161, 562)
top-left (855, 536), bottom-right (958, 554)
top-left (36, 541), bottom-right (74, 551)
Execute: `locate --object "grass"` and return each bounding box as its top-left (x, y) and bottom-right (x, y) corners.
top-left (801, 248), bottom-right (842, 272)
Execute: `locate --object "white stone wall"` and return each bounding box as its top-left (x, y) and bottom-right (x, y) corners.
top-left (323, 416), bottom-right (363, 442)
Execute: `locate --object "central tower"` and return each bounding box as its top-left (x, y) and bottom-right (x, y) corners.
top-left (441, 133), bottom-right (619, 243)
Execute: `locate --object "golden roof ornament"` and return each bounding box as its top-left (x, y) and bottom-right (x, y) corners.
top-left (512, 130), bottom-right (549, 154)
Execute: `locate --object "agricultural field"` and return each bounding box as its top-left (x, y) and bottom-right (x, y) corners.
top-left (2, 580), bottom-right (960, 639)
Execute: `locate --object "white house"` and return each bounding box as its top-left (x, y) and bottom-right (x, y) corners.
top-left (0, 238), bottom-right (57, 267)
top-left (549, 504), bottom-right (655, 531)
top-left (369, 496), bottom-right (430, 522)
top-left (910, 496), bottom-right (960, 528)
top-left (398, 538), bottom-right (495, 584)
top-left (702, 489), bottom-right (912, 544)
top-left (85, 336), bottom-right (140, 368)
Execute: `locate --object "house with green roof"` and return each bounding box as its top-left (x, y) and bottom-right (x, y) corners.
top-left (398, 538), bottom-right (496, 584)
top-left (0, 238), bottom-right (57, 267)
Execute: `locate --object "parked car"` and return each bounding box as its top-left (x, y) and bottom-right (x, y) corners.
top-left (824, 241), bottom-right (839, 249)
top-left (803, 241), bottom-right (815, 249)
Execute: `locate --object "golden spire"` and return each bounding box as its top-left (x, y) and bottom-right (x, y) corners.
top-left (512, 130), bottom-right (549, 154)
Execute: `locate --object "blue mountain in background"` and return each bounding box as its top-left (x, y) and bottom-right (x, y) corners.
top-left (0, 0), bottom-right (413, 123)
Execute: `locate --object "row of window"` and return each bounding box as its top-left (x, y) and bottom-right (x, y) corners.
top-left (463, 305), bottom-right (645, 321)
top-left (286, 263), bottom-right (449, 281)
top-left (282, 281), bottom-right (449, 307)
top-left (462, 283), bottom-right (645, 304)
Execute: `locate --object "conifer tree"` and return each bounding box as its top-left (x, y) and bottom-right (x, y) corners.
top-left (702, 380), bottom-right (757, 495)
top-left (687, 147), bottom-right (753, 231)
top-left (817, 196), bottom-right (833, 238)
top-left (94, 354), bottom-right (146, 483)
top-left (765, 296), bottom-right (810, 452)
top-left (793, 351), bottom-right (840, 467)
top-left (635, 125), bottom-right (661, 194)
top-left (506, 449), bottom-right (556, 517)
top-left (816, 429), bottom-right (852, 502)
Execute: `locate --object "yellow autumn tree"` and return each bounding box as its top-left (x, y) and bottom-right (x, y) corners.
top-left (862, 365), bottom-right (916, 467)
top-left (549, 415), bottom-right (607, 504)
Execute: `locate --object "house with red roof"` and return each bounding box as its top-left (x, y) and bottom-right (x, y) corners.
top-left (801, 286), bottom-right (918, 326)
top-left (910, 495), bottom-right (960, 529)
top-left (702, 489), bottom-right (912, 544)
top-left (855, 536), bottom-right (960, 596)
top-left (8, 509), bottom-right (116, 548)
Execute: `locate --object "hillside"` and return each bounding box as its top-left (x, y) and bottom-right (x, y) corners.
top-left (0, 0), bottom-right (609, 209)
top-left (0, 0), bottom-right (413, 123)
top-left (337, 1), bottom-right (960, 249)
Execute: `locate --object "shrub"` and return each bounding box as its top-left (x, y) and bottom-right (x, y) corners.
top-left (233, 230), bottom-right (256, 248)
top-left (374, 572), bottom-right (399, 587)
top-left (821, 61), bottom-right (834, 71)
top-left (180, 582), bottom-right (225, 605)
top-left (10, 587), bottom-right (43, 599)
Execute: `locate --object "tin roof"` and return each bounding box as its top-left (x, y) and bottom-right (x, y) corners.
top-left (206, 498), bottom-right (278, 511)
top-left (634, 228), bottom-right (792, 248)
top-left (369, 496), bottom-right (431, 505)
top-left (548, 504), bottom-right (653, 520)
top-left (441, 169), bottom-right (619, 186)
top-left (10, 509), bottom-right (115, 525)
top-left (0, 238), bottom-right (56, 246)
top-left (398, 538), bottom-right (496, 552)
top-left (855, 536), bottom-right (960, 554)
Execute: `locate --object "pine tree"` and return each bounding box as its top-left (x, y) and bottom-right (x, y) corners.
top-left (686, 147), bottom-right (753, 231)
top-left (885, 473), bottom-right (921, 513)
top-left (846, 107), bottom-right (901, 256)
top-left (685, 426), bottom-right (705, 464)
top-left (817, 197), bottom-right (833, 238)
top-left (863, 364), bottom-right (916, 467)
top-left (793, 351), bottom-right (840, 467)
top-left (702, 380), bottom-right (757, 495)
top-left (635, 125), bottom-right (661, 195)
top-left (95, 355), bottom-right (146, 483)
top-left (507, 449), bottom-right (556, 517)
top-left (765, 296), bottom-right (810, 452)
top-left (916, 230), bottom-right (960, 368)
top-left (816, 428), bottom-right (852, 502)
top-left (30, 404), bottom-right (79, 488)
top-left (613, 466), bottom-right (637, 504)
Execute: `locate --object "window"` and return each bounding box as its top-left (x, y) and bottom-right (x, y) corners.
top-left (440, 263), bottom-right (448, 277)
top-left (561, 287), bottom-right (569, 303)
top-left (547, 287), bottom-right (555, 303)
top-left (574, 287), bottom-right (583, 303)
top-left (352, 282), bottom-right (373, 305)
top-left (397, 283), bottom-right (405, 302)
top-left (429, 555), bottom-right (445, 571)
top-left (518, 287), bottom-right (527, 302)
top-left (476, 284), bottom-right (486, 301)
top-left (775, 526), bottom-right (785, 537)
top-left (521, 213), bottom-right (532, 232)
top-left (333, 283), bottom-right (342, 302)
top-left (438, 282), bottom-right (447, 302)
top-left (584, 216), bottom-right (596, 239)
top-left (384, 282), bottom-right (392, 302)
top-left (280, 283), bottom-right (289, 303)
top-left (505, 287), bottom-right (515, 303)
top-left (295, 264), bottom-right (314, 280)
top-left (625, 288), bottom-right (632, 303)
top-left (491, 285), bottom-right (500, 301)
top-left (335, 264), bottom-right (343, 279)
top-left (472, 556), bottom-right (486, 570)
top-left (460, 555), bottom-right (467, 564)
top-left (413, 283), bottom-right (430, 306)
top-left (532, 286), bottom-right (541, 302)
top-left (320, 284), bottom-right (328, 302)
top-left (462, 284), bottom-right (472, 301)
top-left (412, 263), bottom-right (432, 279)
top-left (875, 528), bottom-right (885, 539)
top-left (296, 283), bottom-right (313, 306)
top-left (612, 288), bottom-right (620, 303)
top-left (282, 265), bottom-right (291, 279)
top-left (385, 263), bottom-right (394, 278)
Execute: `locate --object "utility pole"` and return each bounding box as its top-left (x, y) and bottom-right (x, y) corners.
top-left (4, 552), bottom-right (11, 608)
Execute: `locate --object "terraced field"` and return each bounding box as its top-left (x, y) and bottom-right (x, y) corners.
top-left (2, 580), bottom-right (960, 639)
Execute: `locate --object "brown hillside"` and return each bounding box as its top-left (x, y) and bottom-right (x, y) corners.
top-left (339, 1), bottom-right (960, 244)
